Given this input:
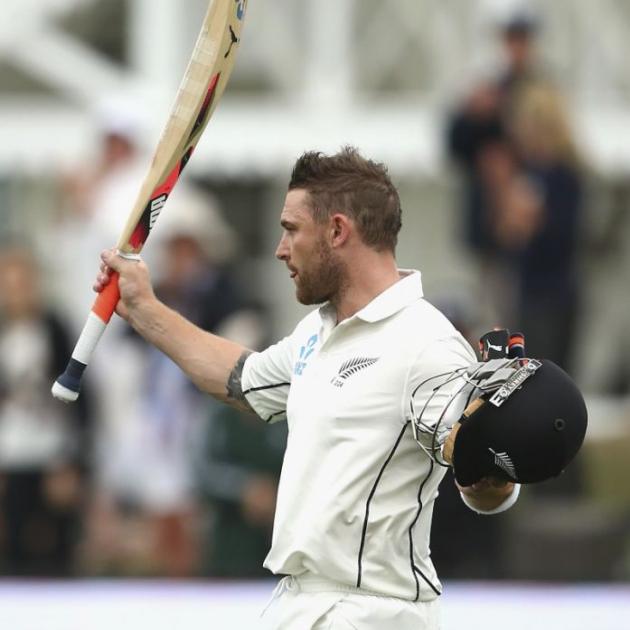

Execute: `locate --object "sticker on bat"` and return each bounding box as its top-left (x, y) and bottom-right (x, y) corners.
top-left (149, 194), bottom-right (168, 229)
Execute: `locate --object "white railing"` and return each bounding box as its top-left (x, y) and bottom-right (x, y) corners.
top-left (0, 0), bottom-right (629, 175)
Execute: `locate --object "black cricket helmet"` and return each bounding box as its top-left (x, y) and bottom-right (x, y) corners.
top-left (452, 359), bottom-right (588, 485)
top-left (411, 357), bottom-right (588, 486)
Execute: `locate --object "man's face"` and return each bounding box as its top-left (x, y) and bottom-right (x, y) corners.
top-left (0, 256), bottom-right (39, 319)
top-left (503, 32), bottom-right (533, 72)
top-left (275, 189), bottom-right (344, 305)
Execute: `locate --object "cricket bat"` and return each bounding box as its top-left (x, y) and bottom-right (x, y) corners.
top-left (52, 0), bottom-right (248, 402)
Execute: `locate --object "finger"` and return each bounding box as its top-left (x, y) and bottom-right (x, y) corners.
top-left (473, 476), bottom-right (509, 490)
top-left (92, 272), bottom-right (109, 293)
top-left (99, 261), bottom-right (111, 274)
top-left (101, 248), bottom-right (124, 272)
top-left (455, 479), bottom-right (481, 493)
top-left (470, 477), bottom-right (497, 492)
top-left (490, 479), bottom-right (510, 489)
top-left (482, 476), bottom-right (509, 489)
top-left (470, 481), bottom-right (488, 492)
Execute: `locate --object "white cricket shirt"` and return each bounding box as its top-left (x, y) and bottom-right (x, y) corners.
top-left (242, 270), bottom-right (477, 601)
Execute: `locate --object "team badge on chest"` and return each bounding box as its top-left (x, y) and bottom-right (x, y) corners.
top-left (331, 357), bottom-right (379, 387)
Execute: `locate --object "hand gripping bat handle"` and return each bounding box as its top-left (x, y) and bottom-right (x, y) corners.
top-left (51, 273), bottom-right (120, 402)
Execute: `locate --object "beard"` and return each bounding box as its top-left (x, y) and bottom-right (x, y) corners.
top-left (295, 237), bottom-right (346, 306)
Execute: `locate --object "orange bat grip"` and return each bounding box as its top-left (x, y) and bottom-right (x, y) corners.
top-left (92, 272), bottom-right (120, 323)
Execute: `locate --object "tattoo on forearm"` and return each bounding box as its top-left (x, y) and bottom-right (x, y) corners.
top-left (226, 350), bottom-right (254, 411)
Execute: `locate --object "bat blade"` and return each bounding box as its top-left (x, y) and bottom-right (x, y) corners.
top-left (52, 0), bottom-right (248, 402)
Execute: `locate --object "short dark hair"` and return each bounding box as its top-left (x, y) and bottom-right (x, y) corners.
top-left (501, 12), bottom-right (538, 38)
top-left (288, 146), bottom-right (402, 252)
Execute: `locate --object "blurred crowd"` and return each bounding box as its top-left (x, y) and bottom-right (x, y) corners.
top-left (0, 103), bottom-right (285, 579)
top-left (446, 12), bottom-right (582, 371)
top-left (436, 12), bottom-right (629, 582)
top-left (0, 9), bottom-right (628, 583)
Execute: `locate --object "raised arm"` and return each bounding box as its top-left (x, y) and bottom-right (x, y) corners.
top-left (95, 249), bottom-right (254, 413)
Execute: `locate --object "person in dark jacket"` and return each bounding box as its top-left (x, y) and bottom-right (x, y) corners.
top-left (507, 83), bottom-right (584, 371)
top-left (0, 246), bottom-right (93, 576)
top-left (446, 12), bottom-right (543, 254)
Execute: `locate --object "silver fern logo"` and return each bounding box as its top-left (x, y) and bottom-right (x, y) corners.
top-left (488, 448), bottom-right (517, 480)
top-left (331, 357), bottom-right (379, 387)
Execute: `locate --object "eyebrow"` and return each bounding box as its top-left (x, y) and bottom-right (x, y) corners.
top-left (280, 219), bottom-right (297, 230)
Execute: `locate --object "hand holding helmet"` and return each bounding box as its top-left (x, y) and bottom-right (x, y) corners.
top-left (412, 330), bottom-right (588, 488)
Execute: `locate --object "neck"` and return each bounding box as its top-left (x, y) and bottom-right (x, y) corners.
top-left (331, 248), bottom-right (400, 322)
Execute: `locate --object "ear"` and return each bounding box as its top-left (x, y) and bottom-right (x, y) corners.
top-left (329, 213), bottom-right (352, 248)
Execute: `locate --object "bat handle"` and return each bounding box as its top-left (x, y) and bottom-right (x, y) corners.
top-left (51, 273), bottom-right (120, 402)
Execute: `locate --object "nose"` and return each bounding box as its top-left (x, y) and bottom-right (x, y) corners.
top-left (275, 233), bottom-right (289, 261)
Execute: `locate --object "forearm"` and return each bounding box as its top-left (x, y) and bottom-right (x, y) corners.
top-left (96, 248), bottom-right (256, 411)
top-left (128, 296), bottom-right (252, 408)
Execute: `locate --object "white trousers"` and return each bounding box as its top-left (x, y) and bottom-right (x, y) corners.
top-left (260, 575), bottom-right (441, 630)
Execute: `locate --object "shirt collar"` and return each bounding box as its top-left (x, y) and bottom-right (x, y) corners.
top-left (319, 269), bottom-right (423, 326)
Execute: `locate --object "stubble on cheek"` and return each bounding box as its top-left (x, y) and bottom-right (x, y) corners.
top-left (295, 240), bottom-right (344, 306)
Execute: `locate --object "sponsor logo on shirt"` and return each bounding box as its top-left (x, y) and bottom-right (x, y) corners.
top-left (294, 333), bottom-right (318, 375)
top-left (331, 357), bottom-right (379, 387)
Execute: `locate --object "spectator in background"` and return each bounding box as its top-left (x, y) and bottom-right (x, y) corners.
top-left (446, 11), bottom-right (548, 327)
top-left (55, 99), bottom-right (149, 332)
top-left (447, 11), bottom-right (543, 256)
top-left (446, 11), bottom-right (583, 371)
top-left (0, 246), bottom-right (93, 576)
top-left (53, 99), bottom-right (154, 575)
top-left (154, 195), bottom-right (282, 578)
top-left (446, 12), bottom-right (585, 499)
top-left (142, 190), bottom-right (269, 577)
top-left (490, 83), bottom-right (585, 499)
top-left (505, 83), bottom-right (584, 370)
top-left (197, 402), bottom-right (286, 578)
top-left (152, 197), bottom-right (284, 578)
top-left (80, 189), bottom-right (271, 577)
top-left (56, 98), bottom-right (278, 578)
top-left (476, 138), bottom-right (544, 327)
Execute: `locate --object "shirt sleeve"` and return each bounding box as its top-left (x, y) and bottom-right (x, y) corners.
top-left (404, 333), bottom-right (478, 444)
top-left (241, 335), bottom-right (293, 423)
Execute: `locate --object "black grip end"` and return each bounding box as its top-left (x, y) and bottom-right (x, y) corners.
top-left (55, 358), bottom-right (87, 395)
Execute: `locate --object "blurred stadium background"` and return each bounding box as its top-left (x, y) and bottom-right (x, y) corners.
top-left (1, 0), bottom-right (629, 628)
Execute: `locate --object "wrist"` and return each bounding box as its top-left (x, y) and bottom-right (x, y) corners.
top-left (460, 483), bottom-right (520, 515)
top-left (127, 293), bottom-right (164, 334)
